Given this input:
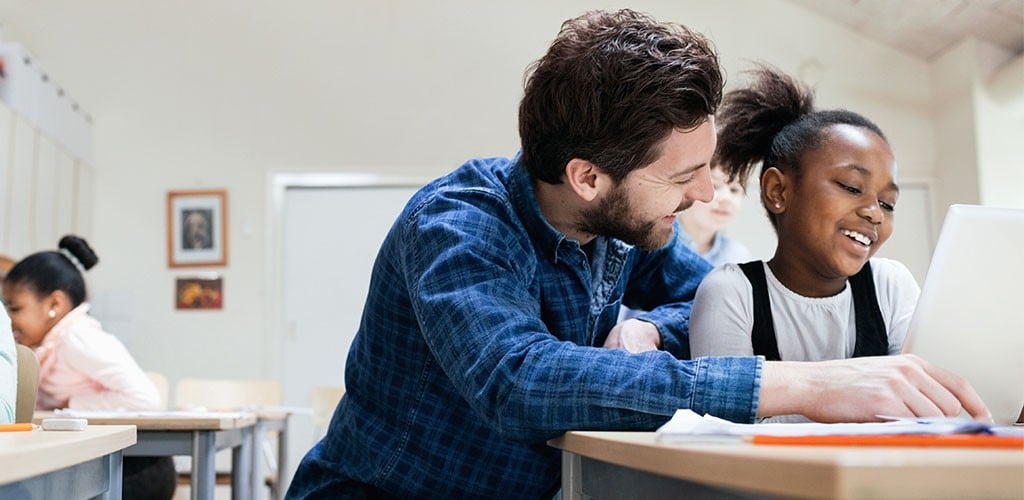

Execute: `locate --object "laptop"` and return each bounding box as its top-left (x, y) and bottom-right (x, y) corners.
top-left (901, 204), bottom-right (1024, 425)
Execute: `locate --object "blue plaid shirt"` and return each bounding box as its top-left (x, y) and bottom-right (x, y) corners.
top-left (288, 156), bottom-right (762, 499)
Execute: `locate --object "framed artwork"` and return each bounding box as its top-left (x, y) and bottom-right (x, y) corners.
top-left (175, 275), bottom-right (223, 310)
top-left (167, 189), bottom-right (228, 267)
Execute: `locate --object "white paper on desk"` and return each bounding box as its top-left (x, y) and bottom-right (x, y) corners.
top-left (656, 410), bottom-right (990, 442)
top-left (54, 409), bottom-right (249, 419)
top-left (239, 405), bottom-right (314, 415)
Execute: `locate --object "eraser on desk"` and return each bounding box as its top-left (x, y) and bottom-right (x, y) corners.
top-left (41, 417), bottom-right (88, 431)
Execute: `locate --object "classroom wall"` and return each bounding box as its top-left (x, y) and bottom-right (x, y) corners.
top-left (0, 0), bottom-right (1005, 385)
top-left (974, 42), bottom-right (1024, 209)
top-left (931, 37), bottom-right (1024, 219)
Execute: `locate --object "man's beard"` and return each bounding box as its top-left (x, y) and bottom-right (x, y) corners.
top-left (576, 184), bottom-right (678, 250)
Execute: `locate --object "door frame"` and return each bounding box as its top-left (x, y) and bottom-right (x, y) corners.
top-left (264, 172), bottom-right (430, 381)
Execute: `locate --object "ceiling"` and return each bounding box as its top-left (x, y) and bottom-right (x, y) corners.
top-left (784, 0), bottom-right (1024, 60)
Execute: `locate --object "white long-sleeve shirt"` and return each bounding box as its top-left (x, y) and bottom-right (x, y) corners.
top-left (34, 303), bottom-right (159, 411)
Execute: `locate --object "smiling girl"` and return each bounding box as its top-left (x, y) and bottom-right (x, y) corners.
top-left (688, 67), bottom-right (920, 421)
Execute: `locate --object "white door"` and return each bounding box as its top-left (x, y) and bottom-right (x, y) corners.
top-left (281, 183), bottom-right (420, 483)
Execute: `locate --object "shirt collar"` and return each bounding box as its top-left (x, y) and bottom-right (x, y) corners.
top-left (507, 154), bottom-right (580, 263)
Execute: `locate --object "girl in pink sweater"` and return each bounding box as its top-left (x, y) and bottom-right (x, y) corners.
top-left (3, 235), bottom-right (175, 499)
top-left (2, 236), bottom-right (159, 410)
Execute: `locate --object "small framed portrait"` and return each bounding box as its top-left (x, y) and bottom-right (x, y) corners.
top-left (167, 189), bottom-right (228, 267)
top-left (175, 275), bottom-right (223, 310)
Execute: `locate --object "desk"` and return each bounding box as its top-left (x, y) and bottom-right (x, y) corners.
top-left (549, 431), bottom-right (1024, 499)
top-left (35, 411), bottom-right (257, 500)
top-left (0, 425), bottom-right (136, 499)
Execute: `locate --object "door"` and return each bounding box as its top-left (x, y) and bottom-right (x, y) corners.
top-left (281, 183), bottom-right (420, 481)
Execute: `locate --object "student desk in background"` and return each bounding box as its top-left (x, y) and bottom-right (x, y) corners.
top-left (35, 411), bottom-right (257, 500)
top-left (0, 425), bottom-right (136, 499)
top-left (251, 409), bottom-right (291, 500)
top-left (549, 431), bottom-right (1024, 499)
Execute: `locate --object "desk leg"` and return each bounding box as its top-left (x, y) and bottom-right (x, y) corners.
top-left (192, 431), bottom-right (216, 500)
top-left (252, 421), bottom-right (265, 499)
top-left (98, 449), bottom-right (124, 500)
top-left (561, 451), bottom-right (582, 500)
top-left (277, 417), bottom-right (289, 500)
top-left (232, 426), bottom-right (253, 500)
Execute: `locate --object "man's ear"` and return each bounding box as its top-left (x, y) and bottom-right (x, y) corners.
top-left (761, 167), bottom-right (788, 215)
top-left (564, 158), bottom-right (607, 202)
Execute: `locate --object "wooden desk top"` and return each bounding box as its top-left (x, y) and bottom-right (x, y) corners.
top-left (550, 431), bottom-right (1024, 499)
top-left (33, 410), bottom-right (257, 430)
top-left (0, 425), bottom-right (136, 485)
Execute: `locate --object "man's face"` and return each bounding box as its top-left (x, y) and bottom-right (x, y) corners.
top-left (185, 211), bottom-right (211, 248)
top-left (578, 118), bottom-right (717, 250)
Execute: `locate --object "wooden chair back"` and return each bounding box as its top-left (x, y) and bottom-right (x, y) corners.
top-left (145, 371), bottom-right (170, 410)
top-left (15, 344), bottom-right (39, 423)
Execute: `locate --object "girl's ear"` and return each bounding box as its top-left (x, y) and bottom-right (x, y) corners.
top-left (761, 167), bottom-right (788, 215)
top-left (45, 290), bottom-right (71, 318)
top-left (564, 158), bottom-right (609, 203)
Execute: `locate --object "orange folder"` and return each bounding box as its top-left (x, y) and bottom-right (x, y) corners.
top-left (0, 423), bottom-right (35, 432)
top-left (750, 434), bottom-right (1024, 449)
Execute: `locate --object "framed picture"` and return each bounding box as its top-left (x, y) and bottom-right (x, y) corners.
top-left (167, 189), bottom-right (228, 267)
top-left (175, 275), bottom-right (223, 310)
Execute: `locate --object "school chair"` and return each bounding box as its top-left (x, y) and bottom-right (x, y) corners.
top-left (144, 371), bottom-right (170, 410)
top-left (310, 384), bottom-right (345, 442)
top-left (173, 378), bottom-right (283, 499)
top-left (15, 344), bottom-right (39, 424)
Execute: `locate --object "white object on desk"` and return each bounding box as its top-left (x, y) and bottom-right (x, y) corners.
top-left (41, 417), bottom-right (89, 431)
top-left (902, 204), bottom-right (1024, 425)
top-left (656, 410), bottom-right (993, 442)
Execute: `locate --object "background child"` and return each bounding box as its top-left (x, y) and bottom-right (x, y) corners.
top-left (2, 235), bottom-right (175, 499)
top-left (677, 164), bottom-right (753, 267)
top-left (2, 236), bottom-right (160, 410)
top-left (689, 66), bottom-right (920, 420)
top-left (620, 164), bottom-right (751, 322)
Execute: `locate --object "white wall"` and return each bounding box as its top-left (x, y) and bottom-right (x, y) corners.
top-left (930, 37), bottom-right (1024, 224)
top-left (975, 42), bottom-right (1024, 209)
top-left (0, 0), bottom-right (970, 385)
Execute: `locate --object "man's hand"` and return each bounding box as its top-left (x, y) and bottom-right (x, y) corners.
top-left (603, 319), bottom-right (661, 353)
top-left (759, 354), bottom-right (992, 423)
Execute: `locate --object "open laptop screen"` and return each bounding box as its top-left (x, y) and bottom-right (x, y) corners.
top-left (901, 204), bottom-right (1024, 425)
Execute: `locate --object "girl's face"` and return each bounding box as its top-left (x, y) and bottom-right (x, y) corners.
top-left (2, 283), bottom-right (60, 348)
top-left (775, 124), bottom-right (898, 284)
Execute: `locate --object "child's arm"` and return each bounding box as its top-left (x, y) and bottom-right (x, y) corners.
top-left (689, 264), bottom-right (756, 357)
top-left (60, 330), bottom-right (160, 411)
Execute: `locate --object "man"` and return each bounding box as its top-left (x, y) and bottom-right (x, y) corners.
top-left (288, 9), bottom-right (988, 499)
top-left (182, 209), bottom-right (213, 250)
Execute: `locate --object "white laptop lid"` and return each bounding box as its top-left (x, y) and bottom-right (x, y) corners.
top-left (901, 204), bottom-right (1024, 425)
